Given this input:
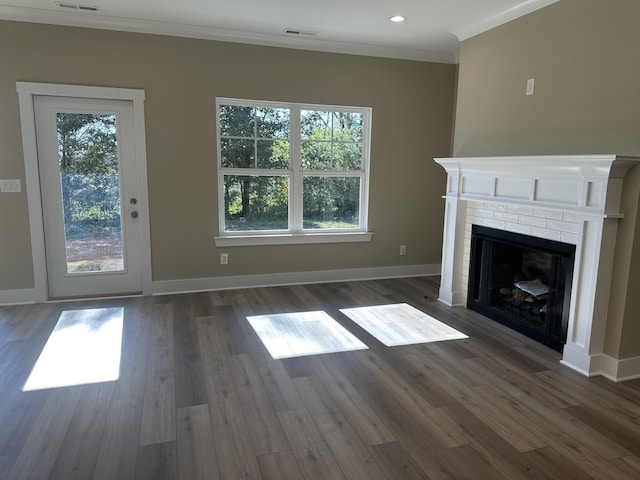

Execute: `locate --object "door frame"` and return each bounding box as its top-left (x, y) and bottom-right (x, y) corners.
top-left (17, 82), bottom-right (152, 302)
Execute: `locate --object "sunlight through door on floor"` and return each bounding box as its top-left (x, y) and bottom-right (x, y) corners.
top-left (23, 307), bottom-right (124, 391)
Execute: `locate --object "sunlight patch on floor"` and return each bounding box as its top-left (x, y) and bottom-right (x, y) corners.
top-left (23, 307), bottom-right (124, 391)
top-left (247, 310), bottom-right (368, 359)
top-left (340, 303), bottom-right (468, 347)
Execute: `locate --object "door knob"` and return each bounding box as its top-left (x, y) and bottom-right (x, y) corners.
top-left (130, 211), bottom-right (139, 219)
top-left (130, 198), bottom-right (138, 205)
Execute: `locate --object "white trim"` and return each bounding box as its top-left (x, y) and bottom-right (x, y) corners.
top-left (0, 6), bottom-right (455, 64)
top-left (152, 264), bottom-right (439, 296)
top-left (453, 0), bottom-right (560, 42)
top-left (561, 350), bottom-right (640, 382)
top-left (15, 81), bottom-right (153, 300)
top-left (214, 231), bottom-right (373, 247)
top-left (0, 289), bottom-right (37, 306)
top-left (216, 98), bottom-right (372, 240)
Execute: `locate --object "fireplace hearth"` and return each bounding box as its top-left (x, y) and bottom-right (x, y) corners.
top-left (467, 225), bottom-right (575, 351)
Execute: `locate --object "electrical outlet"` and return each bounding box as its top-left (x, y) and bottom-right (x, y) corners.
top-left (400, 245), bottom-right (406, 256)
top-left (220, 253), bottom-right (229, 265)
top-left (0, 179), bottom-right (22, 193)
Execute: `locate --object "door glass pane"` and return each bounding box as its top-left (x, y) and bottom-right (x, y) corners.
top-left (56, 112), bottom-right (124, 273)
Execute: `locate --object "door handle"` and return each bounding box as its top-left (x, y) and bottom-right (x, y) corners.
top-left (130, 211), bottom-right (139, 219)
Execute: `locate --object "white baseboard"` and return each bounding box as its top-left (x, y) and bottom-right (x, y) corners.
top-left (561, 345), bottom-right (640, 382)
top-left (0, 288), bottom-right (37, 306)
top-left (152, 264), bottom-right (440, 296)
top-left (594, 354), bottom-right (640, 382)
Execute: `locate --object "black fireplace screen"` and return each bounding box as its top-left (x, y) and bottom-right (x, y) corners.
top-left (467, 225), bottom-right (575, 352)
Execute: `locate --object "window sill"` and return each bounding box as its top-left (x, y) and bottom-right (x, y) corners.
top-left (214, 232), bottom-right (374, 247)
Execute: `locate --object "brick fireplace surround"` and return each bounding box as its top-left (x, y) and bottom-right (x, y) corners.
top-left (435, 155), bottom-right (640, 382)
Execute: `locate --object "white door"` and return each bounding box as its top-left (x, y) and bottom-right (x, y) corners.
top-left (34, 96), bottom-right (143, 298)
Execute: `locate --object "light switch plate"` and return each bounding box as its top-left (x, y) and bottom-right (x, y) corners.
top-left (0, 179), bottom-right (22, 193)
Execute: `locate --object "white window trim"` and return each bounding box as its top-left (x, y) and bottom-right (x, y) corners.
top-left (214, 98), bottom-right (373, 246)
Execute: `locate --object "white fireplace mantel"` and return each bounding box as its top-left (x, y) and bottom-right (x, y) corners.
top-left (434, 154), bottom-right (640, 381)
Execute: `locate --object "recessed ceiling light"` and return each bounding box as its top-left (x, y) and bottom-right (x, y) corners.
top-left (390, 15), bottom-right (406, 23)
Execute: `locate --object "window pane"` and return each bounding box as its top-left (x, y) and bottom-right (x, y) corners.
top-left (220, 138), bottom-right (255, 168)
top-left (333, 142), bottom-right (362, 170)
top-left (219, 105), bottom-right (254, 137)
top-left (303, 176), bottom-right (360, 229)
top-left (257, 139), bottom-right (289, 169)
top-left (257, 107), bottom-right (289, 139)
top-left (332, 112), bottom-right (363, 142)
top-left (301, 109), bottom-right (363, 171)
top-left (301, 140), bottom-right (332, 170)
top-left (301, 110), bottom-right (331, 140)
top-left (224, 175), bottom-right (289, 231)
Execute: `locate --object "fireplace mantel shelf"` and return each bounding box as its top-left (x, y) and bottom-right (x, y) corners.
top-left (435, 154), bottom-right (640, 382)
top-left (435, 154), bottom-right (640, 218)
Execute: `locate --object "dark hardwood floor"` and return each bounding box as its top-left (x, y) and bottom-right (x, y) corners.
top-left (1, 276), bottom-right (640, 479)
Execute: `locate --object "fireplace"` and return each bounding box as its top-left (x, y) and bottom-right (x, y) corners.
top-left (434, 154), bottom-right (640, 380)
top-left (467, 225), bottom-right (575, 351)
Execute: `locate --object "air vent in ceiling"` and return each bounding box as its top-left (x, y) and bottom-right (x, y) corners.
top-left (283, 28), bottom-right (318, 37)
top-left (55, 2), bottom-right (100, 12)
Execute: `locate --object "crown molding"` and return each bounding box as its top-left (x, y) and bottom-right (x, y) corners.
top-left (0, 5), bottom-right (456, 64)
top-left (453, 0), bottom-right (560, 42)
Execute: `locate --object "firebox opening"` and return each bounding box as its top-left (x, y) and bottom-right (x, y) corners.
top-left (467, 225), bottom-right (576, 352)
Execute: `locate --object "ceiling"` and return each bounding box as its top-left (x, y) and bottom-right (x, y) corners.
top-left (0, 0), bottom-right (558, 63)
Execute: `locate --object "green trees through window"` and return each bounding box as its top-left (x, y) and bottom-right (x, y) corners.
top-left (217, 99), bottom-right (371, 234)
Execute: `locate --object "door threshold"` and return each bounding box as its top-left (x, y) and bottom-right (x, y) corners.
top-left (47, 292), bottom-right (144, 303)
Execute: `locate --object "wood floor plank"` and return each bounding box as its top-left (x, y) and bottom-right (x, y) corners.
top-left (440, 444), bottom-right (511, 480)
top-left (7, 386), bottom-right (82, 480)
top-left (112, 298), bottom-right (152, 401)
top-left (229, 353), bottom-right (290, 456)
top-left (335, 349), bottom-right (468, 448)
top-left (0, 377), bottom-right (48, 459)
top-left (278, 408), bottom-right (347, 480)
top-left (293, 375), bottom-right (388, 480)
top-left (139, 304), bottom-right (176, 446)
top-left (202, 367), bottom-right (262, 479)
top-left (136, 442), bottom-right (177, 480)
top-left (139, 348), bottom-right (176, 445)
top-left (610, 455), bottom-right (640, 478)
top-left (310, 356), bottom-right (395, 446)
top-left (173, 297), bottom-right (208, 408)
top-left (6, 303), bottom-right (55, 342)
top-left (49, 382), bottom-right (115, 480)
top-left (93, 397), bottom-right (143, 480)
top-left (438, 404), bottom-right (549, 480)
top-left (404, 351), bottom-right (547, 452)
top-left (176, 404), bottom-right (220, 480)
top-left (564, 403), bottom-right (640, 456)
top-left (253, 352), bottom-right (305, 412)
top-left (368, 441), bottom-right (430, 480)
top-left (353, 380), bottom-right (463, 479)
top-left (524, 446), bottom-right (593, 480)
top-left (257, 450), bottom-right (304, 480)
top-left (198, 314), bottom-right (260, 477)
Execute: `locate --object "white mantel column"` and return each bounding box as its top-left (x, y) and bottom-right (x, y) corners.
top-left (437, 172), bottom-right (468, 306)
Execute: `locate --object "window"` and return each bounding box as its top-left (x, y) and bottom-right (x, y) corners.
top-left (215, 98), bottom-right (372, 246)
